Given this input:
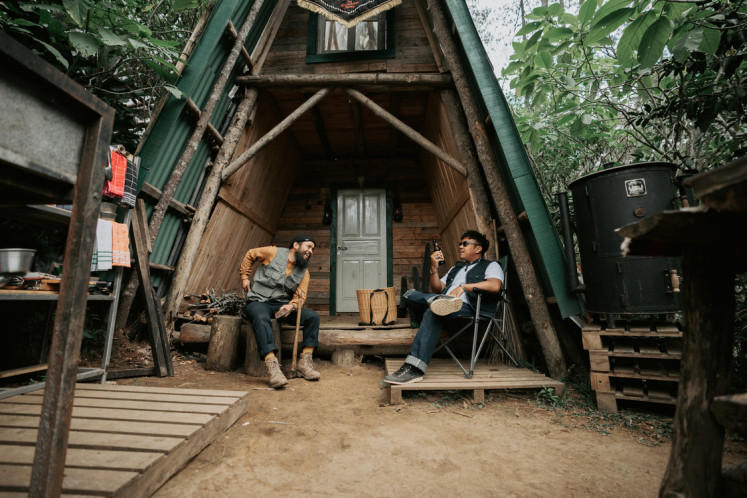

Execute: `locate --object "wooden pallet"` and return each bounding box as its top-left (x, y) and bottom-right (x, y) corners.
top-left (583, 321), bottom-right (682, 413)
top-left (0, 383), bottom-right (249, 496)
top-left (384, 358), bottom-right (563, 405)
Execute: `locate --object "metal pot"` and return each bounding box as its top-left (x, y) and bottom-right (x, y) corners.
top-left (0, 248), bottom-right (36, 276)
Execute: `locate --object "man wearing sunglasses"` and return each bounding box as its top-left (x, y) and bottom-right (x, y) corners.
top-left (384, 230), bottom-right (503, 385)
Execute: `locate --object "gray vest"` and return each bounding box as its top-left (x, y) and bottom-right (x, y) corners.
top-left (246, 247), bottom-right (306, 302)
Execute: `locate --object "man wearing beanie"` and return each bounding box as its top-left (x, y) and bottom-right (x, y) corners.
top-left (240, 233), bottom-right (320, 388)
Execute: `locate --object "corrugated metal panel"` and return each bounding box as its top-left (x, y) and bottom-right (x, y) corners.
top-left (443, 0), bottom-right (584, 318)
top-left (136, 0), bottom-right (275, 288)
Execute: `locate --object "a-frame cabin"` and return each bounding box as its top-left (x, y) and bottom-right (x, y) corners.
top-left (132, 0), bottom-right (585, 378)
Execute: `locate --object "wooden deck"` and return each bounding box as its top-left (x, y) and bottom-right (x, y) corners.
top-left (0, 383), bottom-right (249, 496)
top-left (385, 358), bottom-right (564, 405)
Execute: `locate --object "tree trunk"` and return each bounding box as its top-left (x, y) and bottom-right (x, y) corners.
top-left (428, 0), bottom-right (566, 378)
top-left (206, 315), bottom-right (243, 372)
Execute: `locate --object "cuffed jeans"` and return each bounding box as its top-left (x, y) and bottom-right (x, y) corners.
top-left (402, 289), bottom-right (474, 372)
top-left (243, 299), bottom-right (320, 359)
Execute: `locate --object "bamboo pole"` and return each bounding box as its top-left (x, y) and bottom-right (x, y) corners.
top-left (439, 88), bottom-right (496, 259)
top-left (221, 87), bottom-right (332, 181)
top-left (345, 87), bottom-right (467, 177)
top-left (236, 73), bottom-right (453, 88)
top-left (427, 0), bottom-right (566, 378)
top-left (116, 1), bottom-right (266, 333)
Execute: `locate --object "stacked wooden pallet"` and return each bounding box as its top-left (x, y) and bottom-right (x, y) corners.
top-left (582, 321), bottom-right (683, 413)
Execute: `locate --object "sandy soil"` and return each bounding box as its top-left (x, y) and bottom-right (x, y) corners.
top-left (107, 351), bottom-right (747, 498)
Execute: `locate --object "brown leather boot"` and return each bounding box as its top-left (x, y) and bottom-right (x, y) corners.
top-left (265, 356), bottom-right (288, 388)
top-left (296, 353), bottom-right (321, 380)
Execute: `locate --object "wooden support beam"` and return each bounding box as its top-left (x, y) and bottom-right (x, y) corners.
top-left (139, 182), bottom-right (193, 218)
top-left (236, 73), bottom-right (453, 90)
top-left (428, 0), bottom-right (565, 378)
top-left (222, 87), bottom-right (331, 181)
top-left (495, 211), bottom-right (529, 234)
top-left (225, 20), bottom-right (254, 71)
top-left (184, 98), bottom-right (225, 145)
top-left (311, 104), bottom-right (333, 160)
top-left (161, 0), bottom-right (293, 332)
top-left (413, 0), bottom-right (446, 72)
top-left (345, 88), bottom-right (467, 177)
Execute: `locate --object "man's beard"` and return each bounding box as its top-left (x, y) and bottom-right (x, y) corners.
top-left (294, 250), bottom-right (309, 268)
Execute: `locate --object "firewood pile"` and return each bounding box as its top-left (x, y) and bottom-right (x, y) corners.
top-left (182, 290), bottom-right (244, 323)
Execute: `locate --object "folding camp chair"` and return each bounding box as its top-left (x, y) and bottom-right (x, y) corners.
top-left (433, 256), bottom-right (520, 378)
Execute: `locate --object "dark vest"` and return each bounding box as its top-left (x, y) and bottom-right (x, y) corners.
top-left (246, 247), bottom-right (306, 302)
top-left (443, 259), bottom-right (500, 316)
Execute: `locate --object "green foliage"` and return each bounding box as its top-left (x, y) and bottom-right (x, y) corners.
top-left (502, 0), bottom-right (746, 192)
top-left (0, 0), bottom-right (208, 151)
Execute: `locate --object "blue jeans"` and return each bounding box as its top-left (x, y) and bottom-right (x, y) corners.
top-left (243, 299), bottom-right (319, 359)
top-left (402, 290), bottom-right (474, 372)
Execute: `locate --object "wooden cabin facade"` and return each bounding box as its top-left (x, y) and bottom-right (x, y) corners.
top-left (133, 0), bottom-right (585, 377)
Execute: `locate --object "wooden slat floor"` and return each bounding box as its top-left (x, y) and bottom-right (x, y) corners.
top-left (385, 358), bottom-right (564, 405)
top-left (0, 383), bottom-right (249, 496)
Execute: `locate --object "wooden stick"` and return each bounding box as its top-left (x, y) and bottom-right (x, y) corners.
top-left (345, 88), bottom-right (467, 177)
top-left (291, 300), bottom-right (303, 371)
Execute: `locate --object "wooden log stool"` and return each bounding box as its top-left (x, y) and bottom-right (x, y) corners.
top-left (244, 319), bottom-right (282, 377)
top-left (206, 315), bottom-right (243, 372)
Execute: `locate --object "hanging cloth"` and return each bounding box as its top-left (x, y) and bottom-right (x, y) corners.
top-left (94, 219), bottom-right (113, 271)
top-left (111, 222), bottom-right (131, 268)
top-left (297, 0), bottom-right (402, 28)
top-left (103, 148), bottom-right (127, 198)
top-left (121, 157), bottom-right (139, 208)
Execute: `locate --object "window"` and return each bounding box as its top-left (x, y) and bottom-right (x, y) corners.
top-left (306, 11), bottom-right (395, 63)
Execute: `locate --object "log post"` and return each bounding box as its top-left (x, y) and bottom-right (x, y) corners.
top-left (162, 88), bottom-right (260, 330)
top-left (244, 319), bottom-right (282, 377)
top-left (440, 88), bottom-right (497, 259)
top-left (331, 349), bottom-right (356, 367)
top-left (206, 315), bottom-right (243, 371)
top-left (660, 248), bottom-right (735, 497)
top-left (428, 0), bottom-right (566, 378)
top-left (116, 0), bottom-right (267, 333)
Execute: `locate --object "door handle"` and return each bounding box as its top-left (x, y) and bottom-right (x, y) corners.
top-left (337, 245), bottom-right (348, 251)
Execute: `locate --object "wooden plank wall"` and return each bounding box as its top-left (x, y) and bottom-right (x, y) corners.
top-left (271, 158), bottom-right (439, 315)
top-left (262, 1), bottom-right (439, 75)
top-left (421, 93), bottom-right (478, 263)
top-left (183, 96), bottom-right (300, 298)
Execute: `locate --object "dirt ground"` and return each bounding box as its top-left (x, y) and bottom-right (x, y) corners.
top-left (98, 346), bottom-right (747, 498)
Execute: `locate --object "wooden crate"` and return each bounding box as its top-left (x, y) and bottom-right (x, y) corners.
top-left (582, 321), bottom-right (682, 413)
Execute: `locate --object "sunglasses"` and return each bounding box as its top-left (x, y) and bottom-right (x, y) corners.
top-left (458, 241), bottom-right (478, 247)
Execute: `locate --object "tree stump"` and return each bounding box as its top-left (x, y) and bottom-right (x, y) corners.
top-left (244, 319), bottom-right (281, 377)
top-left (331, 349), bottom-right (355, 367)
top-left (206, 315), bottom-right (242, 372)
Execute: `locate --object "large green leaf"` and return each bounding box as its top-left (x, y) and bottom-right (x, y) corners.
top-left (617, 10), bottom-right (656, 63)
top-left (587, 8), bottom-right (635, 44)
top-left (578, 0), bottom-right (598, 26)
top-left (535, 50), bottom-right (554, 68)
top-left (638, 16), bottom-right (671, 68)
top-left (173, 0), bottom-right (198, 11)
top-left (97, 27), bottom-right (126, 46)
top-left (62, 0), bottom-right (84, 27)
top-left (591, 0), bottom-right (633, 27)
top-left (516, 21), bottom-right (543, 37)
top-left (36, 39), bottom-right (69, 68)
top-left (68, 31), bottom-right (99, 57)
top-left (669, 27), bottom-right (703, 62)
top-left (546, 27), bottom-right (574, 41)
top-left (699, 27), bottom-right (721, 54)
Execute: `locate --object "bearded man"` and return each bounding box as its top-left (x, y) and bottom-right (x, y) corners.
top-left (240, 233), bottom-right (320, 388)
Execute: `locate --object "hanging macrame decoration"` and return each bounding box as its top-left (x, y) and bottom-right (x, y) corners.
top-left (298, 0), bottom-right (402, 28)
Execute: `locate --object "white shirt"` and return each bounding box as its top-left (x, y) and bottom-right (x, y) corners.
top-left (440, 260), bottom-right (504, 304)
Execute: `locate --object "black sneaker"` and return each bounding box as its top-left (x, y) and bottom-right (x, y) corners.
top-left (383, 363), bottom-right (424, 385)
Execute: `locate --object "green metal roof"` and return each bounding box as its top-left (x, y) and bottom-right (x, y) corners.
top-left (443, 0), bottom-right (584, 318)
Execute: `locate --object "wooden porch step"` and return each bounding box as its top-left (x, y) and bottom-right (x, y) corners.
top-left (384, 358), bottom-right (563, 405)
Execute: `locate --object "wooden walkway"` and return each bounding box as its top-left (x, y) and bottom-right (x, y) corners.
top-left (385, 358), bottom-right (564, 404)
top-left (0, 383), bottom-right (249, 496)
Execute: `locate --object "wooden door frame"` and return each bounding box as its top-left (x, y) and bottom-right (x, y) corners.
top-left (329, 185), bottom-right (393, 315)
